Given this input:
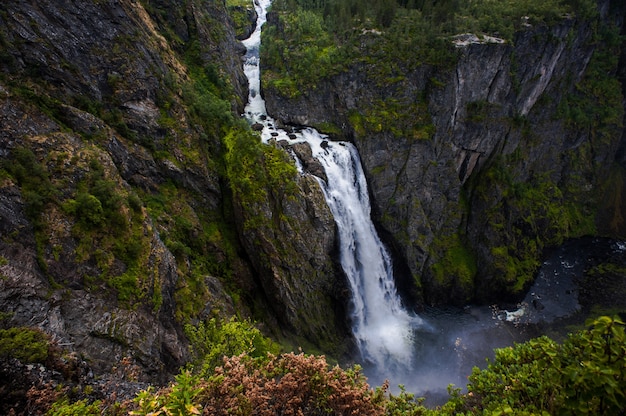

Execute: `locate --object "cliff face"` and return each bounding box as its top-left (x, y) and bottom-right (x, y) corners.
top-left (263, 1), bottom-right (626, 305)
top-left (0, 0), bottom-right (349, 384)
top-left (1, 0), bottom-right (624, 393)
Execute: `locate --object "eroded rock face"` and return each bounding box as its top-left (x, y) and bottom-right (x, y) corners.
top-left (0, 99), bottom-right (186, 380)
top-left (0, 0), bottom-right (353, 381)
top-left (263, 5), bottom-right (626, 306)
top-left (231, 157), bottom-right (350, 355)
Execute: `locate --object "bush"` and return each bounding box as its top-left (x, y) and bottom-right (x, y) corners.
top-left (74, 192), bottom-right (104, 226)
top-left (0, 327), bottom-right (49, 363)
top-left (450, 316), bottom-right (626, 415)
top-left (184, 317), bottom-right (280, 377)
top-left (131, 352), bottom-right (386, 416)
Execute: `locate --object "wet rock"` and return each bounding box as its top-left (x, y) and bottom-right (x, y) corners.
top-left (290, 142), bottom-right (328, 182)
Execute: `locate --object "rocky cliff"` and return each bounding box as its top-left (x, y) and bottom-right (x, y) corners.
top-left (263, 0), bottom-right (626, 306)
top-left (0, 0), bottom-right (350, 392)
top-left (2, 0), bottom-right (625, 406)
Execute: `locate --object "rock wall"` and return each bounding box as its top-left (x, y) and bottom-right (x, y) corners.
top-left (263, 2), bottom-right (626, 306)
top-left (0, 0), bottom-right (350, 382)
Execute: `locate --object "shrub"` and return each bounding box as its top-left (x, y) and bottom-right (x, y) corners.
top-left (131, 352), bottom-right (387, 416)
top-left (450, 316), bottom-right (626, 415)
top-left (47, 399), bottom-right (103, 416)
top-left (74, 192), bottom-right (104, 226)
top-left (200, 352), bottom-right (386, 415)
top-left (0, 327), bottom-right (49, 363)
top-left (184, 317), bottom-right (280, 377)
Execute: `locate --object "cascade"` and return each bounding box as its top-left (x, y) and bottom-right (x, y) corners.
top-left (239, 2), bottom-right (626, 396)
top-left (241, 0), bottom-right (423, 376)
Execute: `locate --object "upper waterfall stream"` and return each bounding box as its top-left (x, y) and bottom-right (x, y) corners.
top-left (242, 0), bottom-right (421, 378)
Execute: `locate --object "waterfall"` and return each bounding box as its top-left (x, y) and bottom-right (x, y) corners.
top-left (241, 0), bottom-right (422, 374)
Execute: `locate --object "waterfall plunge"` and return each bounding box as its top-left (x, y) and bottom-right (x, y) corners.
top-left (241, 0), bottom-right (422, 375)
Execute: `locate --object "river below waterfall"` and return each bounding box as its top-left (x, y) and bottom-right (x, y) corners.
top-left (240, 0), bottom-right (626, 403)
top-left (390, 236), bottom-right (626, 404)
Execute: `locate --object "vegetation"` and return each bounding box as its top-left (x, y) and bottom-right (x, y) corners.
top-left (429, 233), bottom-right (477, 302)
top-left (261, 0), bottom-right (598, 97)
top-left (226, 0), bottom-right (256, 39)
top-left (0, 326), bottom-right (49, 363)
top-left (41, 315), bottom-right (626, 415)
top-left (2, 0), bottom-right (625, 414)
top-left (222, 126), bottom-right (299, 230)
top-left (473, 157), bottom-right (596, 296)
top-left (184, 317), bottom-right (281, 377)
top-left (447, 315), bottom-right (626, 415)
top-left (558, 21), bottom-right (623, 137)
top-left (1, 146), bottom-right (58, 231)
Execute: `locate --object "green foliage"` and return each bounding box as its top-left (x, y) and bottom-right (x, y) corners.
top-left (473, 158), bottom-right (596, 295)
top-left (184, 317), bottom-right (280, 377)
top-left (222, 127), bottom-right (298, 230)
top-left (0, 326), bottom-right (49, 363)
top-left (182, 79), bottom-right (233, 141)
top-left (263, 0), bottom-right (597, 99)
top-left (558, 22), bottom-right (623, 141)
top-left (2, 147), bottom-right (58, 228)
top-left (380, 384), bottom-right (429, 415)
top-left (226, 0), bottom-right (255, 39)
top-left (261, 8), bottom-right (343, 97)
top-left (47, 399), bottom-right (103, 416)
top-left (72, 192), bottom-right (104, 226)
top-left (64, 158), bottom-right (125, 232)
top-left (51, 317), bottom-right (626, 415)
top-left (223, 128), bottom-right (265, 211)
top-left (132, 371), bottom-right (202, 416)
top-left (459, 0), bottom-right (576, 41)
top-left (449, 316), bottom-right (626, 415)
top-left (350, 99), bottom-right (435, 140)
top-left (140, 179), bottom-right (239, 321)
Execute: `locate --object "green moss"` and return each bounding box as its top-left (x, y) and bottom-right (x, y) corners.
top-left (348, 99), bottom-right (434, 140)
top-left (490, 245), bottom-right (540, 294)
top-left (0, 327), bottom-right (49, 363)
top-left (312, 121), bottom-right (343, 137)
top-left (472, 155), bottom-right (597, 296)
top-left (430, 233), bottom-right (477, 300)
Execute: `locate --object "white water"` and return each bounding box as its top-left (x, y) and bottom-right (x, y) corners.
top-left (241, 0), bottom-right (422, 375)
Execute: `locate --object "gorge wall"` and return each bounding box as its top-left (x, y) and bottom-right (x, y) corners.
top-left (0, 0), bottom-right (349, 385)
top-left (263, 0), bottom-right (626, 306)
top-left (1, 0), bottom-right (626, 392)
